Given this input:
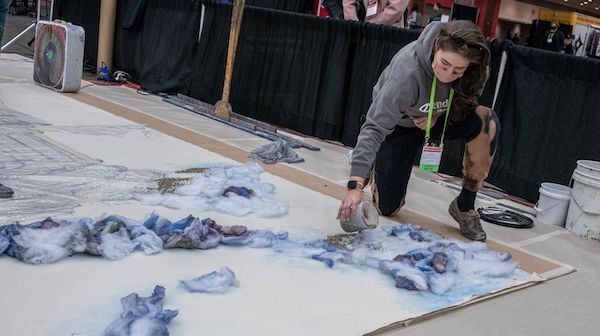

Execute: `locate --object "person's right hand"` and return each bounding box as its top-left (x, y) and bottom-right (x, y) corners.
top-left (411, 115), bottom-right (438, 130)
top-left (337, 189), bottom-right (364, 222)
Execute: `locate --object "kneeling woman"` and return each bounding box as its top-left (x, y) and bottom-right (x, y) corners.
top-left (338, 20), bottom-right (499, 241)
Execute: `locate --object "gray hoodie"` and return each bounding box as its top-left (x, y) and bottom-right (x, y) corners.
top-left (351, 22), bottom-right (452, 179)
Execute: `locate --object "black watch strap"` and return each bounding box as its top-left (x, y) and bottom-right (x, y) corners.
top-left (347, 180), bottom-right (364, 190)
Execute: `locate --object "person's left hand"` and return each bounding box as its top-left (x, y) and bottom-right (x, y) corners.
top-left (411, 115), bottom-right (437, 130)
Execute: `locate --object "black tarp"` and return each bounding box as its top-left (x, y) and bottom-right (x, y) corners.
top-left (228, 6), bottom-right (353, 138)
top-left (113, 0), bottom-right (201, 93)
top-left (341, 23), bottom-right (419, 145)
top-left (188, 1), bottom-right (418, 140)
top-left (185, 1), bottom-right (230, 103)
top-left (53, 0), bottom-right (101, 71)
top-left (489, 45), bottom-right (600, 201)
top-left (246, 0), bottom-right (313, 13)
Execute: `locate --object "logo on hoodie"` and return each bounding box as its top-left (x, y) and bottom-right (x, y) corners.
top-left (419, 99), bottom-right (449, 115)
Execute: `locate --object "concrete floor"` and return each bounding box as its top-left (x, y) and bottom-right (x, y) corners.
top-left (1, 15), bottom-right (599, 336)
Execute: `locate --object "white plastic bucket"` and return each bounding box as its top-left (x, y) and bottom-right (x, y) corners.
top-left (576, 160), bottom-right (600, 179)
top-left (534, 182), bottom-right (571, 227)
top-left (566, 163), bottom-right (600, 240)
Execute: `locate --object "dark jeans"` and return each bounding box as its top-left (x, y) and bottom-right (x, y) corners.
top-left (372, 108), bottom-right (500, 216)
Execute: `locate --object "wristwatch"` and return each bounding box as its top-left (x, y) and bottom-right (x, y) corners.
top-left (347, 180), bottom-right (365, 191)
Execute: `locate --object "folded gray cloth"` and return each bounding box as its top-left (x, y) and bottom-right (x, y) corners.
top-left (251, 139), bottom-right (304, 164)
top-left (0, 184), bottom-right (14, 198)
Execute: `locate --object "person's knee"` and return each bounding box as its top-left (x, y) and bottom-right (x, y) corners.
top-left (463, 170), bottom-right (488, 184)
top-left (378, 203), bottom-right (401, 217)
top-left (375, 196), bottom-right (405, 216)
top-left (475, 106), bottom-right (498, 140)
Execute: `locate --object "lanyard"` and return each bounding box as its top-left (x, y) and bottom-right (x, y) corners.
top-left (425, 76), bottom-right (455, 144)
top-left (548, 31), bottom-right (555, 40)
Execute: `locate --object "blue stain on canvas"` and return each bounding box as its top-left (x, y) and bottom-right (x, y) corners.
top-left (1, 213), bottom-right (539, 332)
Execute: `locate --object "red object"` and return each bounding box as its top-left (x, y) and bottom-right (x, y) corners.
top-left (474, 0), bottom-right (500, 38)
top-left (313, 0), bottom-right (330, 16)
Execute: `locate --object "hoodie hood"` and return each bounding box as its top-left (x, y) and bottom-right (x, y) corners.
top-left (415, 22), bottom-right (445, 78)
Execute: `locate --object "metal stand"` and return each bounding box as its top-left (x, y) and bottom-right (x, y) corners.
top-left (1, 0), bottom-right (54, 52)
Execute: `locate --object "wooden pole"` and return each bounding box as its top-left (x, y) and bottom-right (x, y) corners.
top-left (214, 0), bottom-right (246, 120)
top-left (97, 0), bottom-right (118, 73)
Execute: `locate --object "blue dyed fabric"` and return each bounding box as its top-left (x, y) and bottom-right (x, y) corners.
top-left (0, 214), bottom-right (520, 297)
top-left (220, 230), bottom-right (288, 248)
top-left (135, 161), bottom-right (289, 217)
top-left (0, 213), bottom-right (278, 264)
top-left (271, 223), bottom-right (518, 295)
top-left (104, 285), bottom-right (178, 336)
top-left (180, 266), bottom-right (239, 294)
top-left (144, 215), bottom-right (223, 249)
top-left (223, 186), bottom-right (253, 198)
top-left (250, 139), bottom-right (304, 164)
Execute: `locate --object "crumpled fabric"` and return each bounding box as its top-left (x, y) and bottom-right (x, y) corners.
top-left (0, 213), bottom-right (278, 264)
top-left (1, 218), bottom-right (87, 264)
top-left (220, 230), bottom-right (289, 248)
top-left (250, 139), bottom-right (304, 164)
top-left (180, 266), bottom-right (239, 294)
top-left (144, 215), bottom-right (222, 249)
top-left (272, 223), bottom-right (518, 295)
top-left (84, 215), bottom-right (137, 261)
top-left (0, 215), bottom-right (521, 296)
top-left (104, 285), bottom-right (178, 336)
top-left (135, 161), bottom-right (289, 217)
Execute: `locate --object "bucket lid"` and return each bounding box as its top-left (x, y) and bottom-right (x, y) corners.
top-left (577, 160), bottom-right (600, 172)
top-left (572, 169), bottom-right (600, 188)
top-left (539, 187), bottom-right (571, 200)
top-left (478, 207), bottom-right (534, 228)
top-left (540, 182), bottom-right (571, 195)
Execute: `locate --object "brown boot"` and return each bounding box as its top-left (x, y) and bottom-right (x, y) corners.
top-left (448, 197), bottom-right (486, 241)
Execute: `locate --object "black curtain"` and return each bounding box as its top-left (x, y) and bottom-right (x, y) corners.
top-left (53, 0), bottom-right (101, 71)
top-left (185, 1), bottom-right (231, 104)
top-left (342, 23), bottom-right (419, 146)
top-left (246, 0), bottom-right (313, 13)
top-left (188, 1), bottom-right (354, 139)
top-left (113, 0), bottom-right (201, 93)
top-left (231, 6), bottom-right (353, 138)
top-left (489, 45), bottom-right (600, 201)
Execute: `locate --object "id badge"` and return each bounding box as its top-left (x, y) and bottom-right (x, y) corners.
top-left (366, 0), bottom-right (378, 17)
top-left (419, 143), bottom-right (443, 172)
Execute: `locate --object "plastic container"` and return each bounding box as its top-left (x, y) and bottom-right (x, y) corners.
top-left (340, 201), bottom-right (379, 233)
top-left (534, 182), bottom-right (571, 227)
top-left (566, 161), bottom-right (600, 240)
